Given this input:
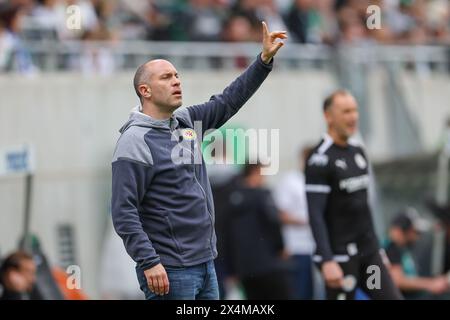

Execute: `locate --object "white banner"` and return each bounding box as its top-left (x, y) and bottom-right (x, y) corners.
top-left (0, 144), bottom-right (35, 176)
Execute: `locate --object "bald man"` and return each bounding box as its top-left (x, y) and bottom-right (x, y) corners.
top-left (111, 22), bottom-right (287, 300)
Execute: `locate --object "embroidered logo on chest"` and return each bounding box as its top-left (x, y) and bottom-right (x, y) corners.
top-left (182, 128), bottom-right (197, 141)
top-left (354, 153), bottom-right (367, 169)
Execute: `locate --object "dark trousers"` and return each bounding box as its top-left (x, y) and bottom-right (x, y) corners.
top-left (241, 270), bottom-right (292, 300)
top-left (324, 250), bottom-right (403, 300)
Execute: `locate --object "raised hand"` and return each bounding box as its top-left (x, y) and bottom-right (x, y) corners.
top-left (261, 21), bottom-right (288, 64)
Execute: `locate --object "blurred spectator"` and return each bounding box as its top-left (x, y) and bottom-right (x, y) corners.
top-left (92, 0), bottom-right (126, 38)
top-left (222, 162), bottom-right (292, 299)
top-left (28, 0), bottom-right (65, 40)
top-left (222, 14), bottom-right (254, 42)
top-left (258, 0), bottom-right (288, 38)
top-left (65, 0), bottom-right (99, 38)
top-left (274, 145), bottom-right (316, 299)
top-left (122, 0), bottom-right (174, 41)
top-left (385, 209), bottom-right (450, 299)
top-left (284, 0), bottom-right (325, 43)
top-left (0, 251), bottom-right (41, 300)
top-left (231, 0), bottom-right (261, 21)
top-left (145, 2), bottom-right (173, 40)
top-left (9, 0), bottom-right (35, 14)
top-left (230, 0), bottom-right (262, 41)
top-left (207, 142), bottom-right (241, 299)
top-left (385, 0), bottom-right (426, 44)
top-left (426, 0), bottom-right (450, 43)
top-left (180, 0), bottom-right (227, 41)
top-left (427, 199), bottom-right (450, 273)
top-left (26, 0), bottom-right (99, 40)
top-left (69, 25), bottom-right (117, 74)
top-left (0, 3), bottom-right (36, 73)
top-left (222, 14), bottom-right (256, 68)
top-left (336, 4), bottom-right (367, 44)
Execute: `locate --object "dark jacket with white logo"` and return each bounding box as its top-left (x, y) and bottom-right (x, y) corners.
top-left (111, 55), bottom-right (273, 270)
top-left (305, 134), bottom-right (379, 263)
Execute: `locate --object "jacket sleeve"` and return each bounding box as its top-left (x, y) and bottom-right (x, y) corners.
top-left (111, 159), bottom-right (160, 270)
top-left (186, 54), bottom-right (273, 134)
top-left (111, 128), bottom-right (160, 271)
top-left (305, 154), bottom-right (334, 263)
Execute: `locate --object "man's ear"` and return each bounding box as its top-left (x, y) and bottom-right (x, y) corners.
top-left (139, 84), bottom-right (151, 98)
top-left (324, 110), bottom-right (331, 123)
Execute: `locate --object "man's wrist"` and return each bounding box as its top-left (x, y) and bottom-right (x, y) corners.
top-left (140, 258), bottom-right (161, 271)
top-left (260, 52), bottom-right (272, 64)
top-left (321, 255), bottom-right (334, 265)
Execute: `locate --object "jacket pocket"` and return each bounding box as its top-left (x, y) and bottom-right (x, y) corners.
top-left (164, 215), bottom-right (184, 256)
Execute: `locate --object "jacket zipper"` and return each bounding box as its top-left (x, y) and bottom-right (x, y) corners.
top-left (175, 123), bottom-right (215, 252)
top-left (193, 166), bottom-right (215, 251)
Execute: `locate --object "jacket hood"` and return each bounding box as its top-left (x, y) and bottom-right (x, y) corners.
top-left (119, 105), bottom-right (179, 133)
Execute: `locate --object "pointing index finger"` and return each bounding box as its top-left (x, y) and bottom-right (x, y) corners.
top-left (262, 21), bottom-right (269, 38)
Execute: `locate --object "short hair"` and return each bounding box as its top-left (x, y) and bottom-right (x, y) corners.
top-left (391, 213), bottom-right (414, 232)
top-left (0, 3), bottom-right (21, 31)
top-left (323, 89), bottom-right (351, 112)
top-left (133, 63), bottom-right (150, 102)
top-left (242, 162), bottom-right (263, 178)
top-left (0, 251), bottom-right (33, 274)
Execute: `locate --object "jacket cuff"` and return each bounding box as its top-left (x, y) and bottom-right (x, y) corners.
top-left (256, 53), bottom-right (274, 70)
top-left (139, 257), bottom-right (161, 271)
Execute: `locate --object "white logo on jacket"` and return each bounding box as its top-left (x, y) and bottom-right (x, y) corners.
top-left (308, 153), bottom-right (328, 167)
top-left (339, 174), bottom-right (370, 193)
top-left (355, 153), bottom-right (367, 169)
top-left (335, 159), bottom-right (347, 170)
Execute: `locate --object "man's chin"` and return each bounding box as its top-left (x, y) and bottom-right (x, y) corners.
top-left (346, 129), bottom-right (357, 138)
top-left (170, 102), bottom-right (183, 112)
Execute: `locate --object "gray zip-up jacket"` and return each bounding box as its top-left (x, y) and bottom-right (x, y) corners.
top-left (111, 54), bottom-right (273, 270)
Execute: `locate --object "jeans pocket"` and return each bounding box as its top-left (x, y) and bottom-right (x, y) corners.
top-left (136, 267), bottom-right (164, 300)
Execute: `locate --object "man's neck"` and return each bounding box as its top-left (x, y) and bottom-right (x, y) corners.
top-left (244, 177), bottom-right (261, 188)
top-left (327, 129), bottom-right (349, 147)
top-left (141, 103), bottom-right (172, 120)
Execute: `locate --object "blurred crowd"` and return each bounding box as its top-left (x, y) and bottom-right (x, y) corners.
top-left (0, 0), bottom-right (449, 44)
top-left (1, 0), bottom-right (449, 73)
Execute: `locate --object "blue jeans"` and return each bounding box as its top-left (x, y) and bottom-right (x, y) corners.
top-left (290, 254), bottom-right (314, 300)
top-left (136, 260), bottom-right (219, 300)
